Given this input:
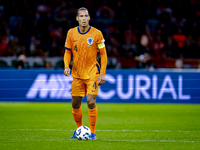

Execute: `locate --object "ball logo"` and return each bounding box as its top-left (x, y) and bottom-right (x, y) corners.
top-left (87, 38), bottom-right (93, 45)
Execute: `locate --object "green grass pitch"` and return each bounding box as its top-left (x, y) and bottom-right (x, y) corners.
top-left (0, 102), bottom-right (199, 150)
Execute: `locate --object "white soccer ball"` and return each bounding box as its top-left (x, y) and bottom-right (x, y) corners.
top-left (76, 126), bottom-right (91, 140)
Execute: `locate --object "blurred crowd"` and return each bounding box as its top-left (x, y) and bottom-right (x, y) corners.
top-left (0, 0), bottom-right (200, 69)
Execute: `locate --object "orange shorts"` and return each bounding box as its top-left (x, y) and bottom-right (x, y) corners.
top-left (71, 77), bottom-right (99, 97)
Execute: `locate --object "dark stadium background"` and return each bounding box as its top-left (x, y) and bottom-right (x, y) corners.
top-left (0, 0), bottom-right (200, 69)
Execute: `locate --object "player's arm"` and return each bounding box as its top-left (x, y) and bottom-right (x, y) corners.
top-left (63, 30), bottom-right (72, 77)
top-left (64, 50), bottom-right (71, 77)
top-left (97, 43), bottom-right (107, 85)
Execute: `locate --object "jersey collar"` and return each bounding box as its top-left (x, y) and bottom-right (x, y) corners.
top-left (77, 26), bottom-right (91, 35)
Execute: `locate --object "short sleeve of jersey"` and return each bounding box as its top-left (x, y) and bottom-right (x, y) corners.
top-left (64, 30), bottom-right (72, 51)
top-left (96, 31), bottom-right (105, 50)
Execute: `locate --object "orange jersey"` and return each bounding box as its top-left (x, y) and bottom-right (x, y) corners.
top-left (64, 26), bottom-right (106, 79)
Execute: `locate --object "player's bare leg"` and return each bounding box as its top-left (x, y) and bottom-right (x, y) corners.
top-left (70, 96), bottom-right (83, 139)
top-left (87, 94), bottom-right (96, 109)
top-left (87, 94), bottom-right (97, 139)
top-left (72, 96), bottom-right (82, 109)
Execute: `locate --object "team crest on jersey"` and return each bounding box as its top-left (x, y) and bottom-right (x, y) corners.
top-left (87, 38), bottom-right (93, 45)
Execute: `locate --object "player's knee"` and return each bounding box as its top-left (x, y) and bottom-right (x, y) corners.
top-left (72, 102), bottom-right (80, 109)
top-left (72, 97), bottom-right (82, 109)
top-left (87, 95), bottom-right (96, 109)
top-left (87, 100), bottom-right (96, 109)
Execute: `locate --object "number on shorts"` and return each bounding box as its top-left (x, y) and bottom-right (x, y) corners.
top-left (93, 82), bottom-right (97, 89)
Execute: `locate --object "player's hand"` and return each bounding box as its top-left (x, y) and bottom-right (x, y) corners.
top-left (97, 74), bottom-right (105, 86)
top-left (64, 67), bottom-right (70, 77)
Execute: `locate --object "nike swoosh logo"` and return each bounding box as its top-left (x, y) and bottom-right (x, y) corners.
top-left (73, 40), bottom-right (77, 42)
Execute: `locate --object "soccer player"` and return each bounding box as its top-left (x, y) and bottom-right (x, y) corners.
top-left (63, 7), bottom-right (107, 140)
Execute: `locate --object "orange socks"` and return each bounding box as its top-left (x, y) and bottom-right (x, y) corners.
top-left (72, 106), bottom-right (97, 134)
top-left (88, 107), bottom-right (97, 134)
top-left (72, 106), bottom-right (83, 129)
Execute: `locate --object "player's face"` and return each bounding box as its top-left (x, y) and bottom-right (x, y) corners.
top-left (76, 10), bottom-right (90, 27)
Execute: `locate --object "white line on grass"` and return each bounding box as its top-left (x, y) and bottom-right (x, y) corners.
top-left (0, 138), bottom-right (198, 143)
top-left (102, 139), bottom-right (199, 143)
top-left (0, 129), bottom-right (199, 133)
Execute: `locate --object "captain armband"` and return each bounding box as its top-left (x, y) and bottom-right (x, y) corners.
top-left (97, 42), bottom-right (105, 49)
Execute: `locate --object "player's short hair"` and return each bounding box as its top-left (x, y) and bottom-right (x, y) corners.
top-left (77, 7), bottom-right (89, 16)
